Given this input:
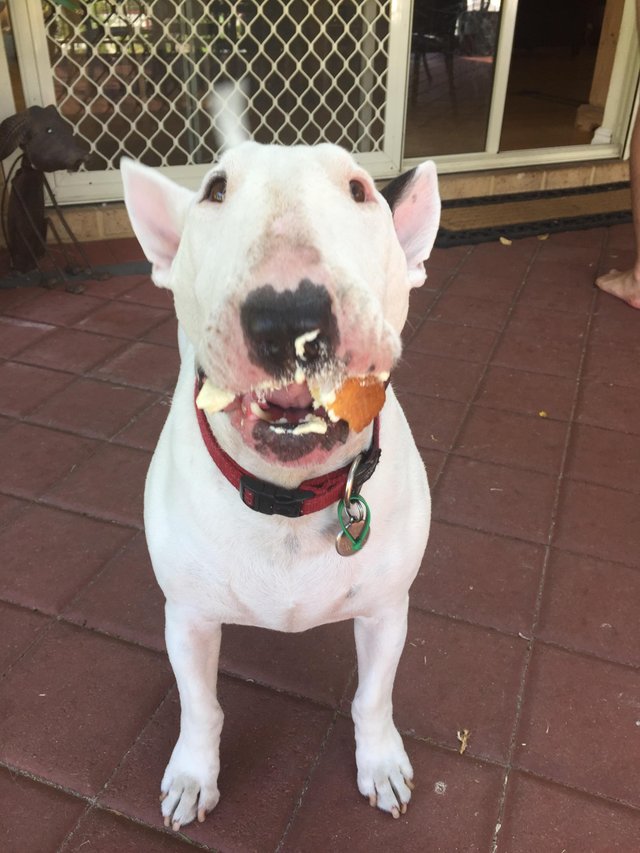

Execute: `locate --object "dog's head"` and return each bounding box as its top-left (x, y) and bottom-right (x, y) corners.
top-left (0, 106), bottom-right (89, 172)
top-left (121, 143), bottom-right (439, 466)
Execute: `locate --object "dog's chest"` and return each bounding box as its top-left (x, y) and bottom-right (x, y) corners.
top-left (162, 515), bottom-right (382, 632)
top-left (234, 527), bottom-right (379, 630)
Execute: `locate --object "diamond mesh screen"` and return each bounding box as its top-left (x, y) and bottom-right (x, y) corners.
top-left (43, 0), bottom-right (391, 171)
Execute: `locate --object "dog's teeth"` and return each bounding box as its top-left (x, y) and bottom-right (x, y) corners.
top-left (196, 380), bottom-right (235, 413)
top-left (292, 415), bottom-right (328, 435)
top-left (249, 401), bottom-right (273, 421)
top-left (268, 414), bottom-right (328, 436)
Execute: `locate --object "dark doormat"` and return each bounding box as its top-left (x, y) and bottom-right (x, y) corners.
top-left (0, 258), bottom-right (150, 290)
top-left (435, 181), bottom-right (632, 247)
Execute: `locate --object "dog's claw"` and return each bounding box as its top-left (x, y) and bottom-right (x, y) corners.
top-left (406, 778), bottom-right (415, 791)
top-left (356, 726), bottom-right (414, 819)
top-left (160, 764), bottom-right (220, 830)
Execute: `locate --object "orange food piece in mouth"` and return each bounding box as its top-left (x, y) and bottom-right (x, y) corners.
top-left (329, 375), bottom-right (386, 433)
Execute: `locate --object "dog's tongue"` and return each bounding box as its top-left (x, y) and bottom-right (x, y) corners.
top-left (262, 383), bottom-right (314, 409)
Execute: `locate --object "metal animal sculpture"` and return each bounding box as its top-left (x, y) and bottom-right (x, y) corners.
top-left (0, 105), bottom-right (89, 273)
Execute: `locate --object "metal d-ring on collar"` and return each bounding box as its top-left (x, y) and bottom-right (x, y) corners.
top-left (341, 453), bottom-right (370, 528)
top-left (336, 452), bottom-right (371, 555)
top-left (343, 453), bottom-right (362, 514)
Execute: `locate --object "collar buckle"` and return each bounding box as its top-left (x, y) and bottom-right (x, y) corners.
top-left (240, 474), bottom-right (315, 517)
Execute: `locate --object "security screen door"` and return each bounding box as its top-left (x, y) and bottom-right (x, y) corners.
top-left (9, 0), bottom-right (414, 203)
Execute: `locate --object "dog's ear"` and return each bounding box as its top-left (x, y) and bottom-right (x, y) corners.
top-left (380, 162), bottom-right (441, 288)
top-left (120, 157), bottom-right (194, 289)
top-left (0, 110), bottom-right (31, 161)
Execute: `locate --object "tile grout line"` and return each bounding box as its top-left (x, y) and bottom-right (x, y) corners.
top-left (0, 363), bottom-right (168, 523)
top-left (55, 684), bottom-right (215, 853)
top-left (273, 661), bottom-right (359, 852)
top-left (43, 601), bottom-right (214, 853)
top-left (0, 486), bottom-right (144, 531)
top-left (1, 282), bottom-right (177, 393)
top-left (56, 526), bottom-right (143, 618)
top-left (400, 354), bottom-right (640, 401)
top-left (406, 602), bottom-right (640, 675)
top-left (57, 806), bottom-right (217, 853)
top-left (500, 765), bottom-right (640, 815)
top-left (0, 297), bottom-right (176, 446)
top-left (427, 240), bottom-right (546, 495)
top-left (413, 513), bottom-right (640, 578)
top-left (401, 248), bottom-right (475, 350)
top-left (0, 285), bottom-right (142, 346)
top-left (0, 610), bottom-right (60, 685)
top-left (0, 759), bottom-right (95, 806)
top-left (16, 387), bottom-right (171, 449)
top-left (488, 275), bottom-right (601, 853)
top-left (272, 712), bottom-right (341, 853)
top-left (436, 448), bottom-right (640, 497)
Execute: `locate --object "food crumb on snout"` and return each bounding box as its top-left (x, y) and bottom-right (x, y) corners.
top-left (294, 328), bottom-right (321, 361)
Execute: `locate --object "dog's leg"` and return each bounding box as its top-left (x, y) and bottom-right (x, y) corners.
top-left (352, 598), bottom-right (413, 818)
top-left (161, 603), bottom-right (223, 830)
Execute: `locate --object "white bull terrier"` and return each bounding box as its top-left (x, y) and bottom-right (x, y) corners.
top-left (121, 140), bottom-right (440, 830)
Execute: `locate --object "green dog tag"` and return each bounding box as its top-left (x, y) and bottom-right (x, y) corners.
top-left (335, 495), bottom-right (371, 556)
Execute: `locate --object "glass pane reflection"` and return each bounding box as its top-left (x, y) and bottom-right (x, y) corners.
top-left (500, 0), bottom-right (609, 151)
top-left (404, 0), bottom-right (502, 158)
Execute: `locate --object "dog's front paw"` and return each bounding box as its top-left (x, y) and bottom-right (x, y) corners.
top-left (355, 725), bottom-right (414, 819)
top-left (160, 741), bottom-right (220, 830)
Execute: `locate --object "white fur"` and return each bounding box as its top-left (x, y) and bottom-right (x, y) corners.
top-left (122, 143), bottom-right (440, 828)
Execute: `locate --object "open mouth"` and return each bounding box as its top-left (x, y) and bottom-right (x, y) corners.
top-left (244, 382), bottom-right (334, 435)
top-left (196, 369), bottom-right (387, 463)
top-left (243, 381), bottom-right (351, 462)
top-left (198, 375), bottom-right (339, 433)
top-left (196, 375), bottom-right (347, 463)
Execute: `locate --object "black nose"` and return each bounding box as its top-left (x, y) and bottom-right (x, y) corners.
top-left (240, 279), bottom-right (339, 379)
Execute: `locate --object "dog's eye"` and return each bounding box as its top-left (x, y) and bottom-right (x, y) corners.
top-left (206, 176), bottom-right (227, 203)
top-left (349, 180), bottom-right (366, 203)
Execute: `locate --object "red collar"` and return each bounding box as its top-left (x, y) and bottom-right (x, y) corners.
top-left (194, 381), bottom-right (381, 517)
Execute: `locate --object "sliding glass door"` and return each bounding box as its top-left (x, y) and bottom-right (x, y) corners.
top-left (405, 0), bottom-right (502, 157)
top-left (403, 0), bottom-right (639, 170)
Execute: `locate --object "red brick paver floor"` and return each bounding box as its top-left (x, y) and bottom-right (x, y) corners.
top-left (1, 226), bottom-right (639, 852)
